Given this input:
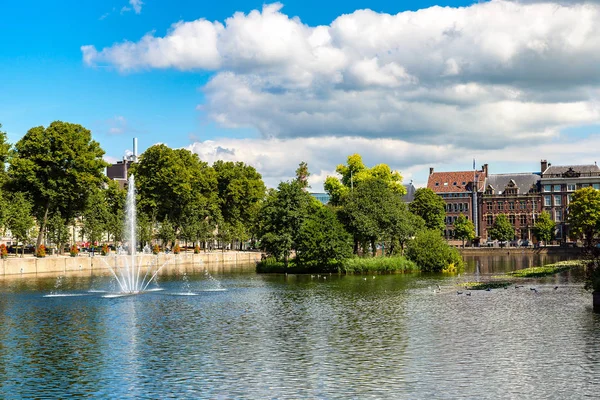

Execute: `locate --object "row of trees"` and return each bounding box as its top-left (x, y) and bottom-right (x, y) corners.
top-left (0, 122), bottom-right (266, 254)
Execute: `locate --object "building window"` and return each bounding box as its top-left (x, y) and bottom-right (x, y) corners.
top-left (594, 184), bottom-right (600, 190)
top-left (520, 215), bottom-right (527, 225)
top-left (567, 184), bottom-right (576, 191)
top-left (509, 202), bottom-right (515, 210)
top-left (462, 181), bottom-right (466, 185)
top-left (487, 202), bottom-right (492, 211)
top-left (497, 201), bottom-right (504, 211)
top-left (509, 215), bottom-right (516, 224)
top-left (555, 209), bottom-right (563, 222)
top-left (568, 194), bottom-right (573, 204)
top-left (487, 215), bottom-right (493, 225)
top-left (553, 184), bottom-right (561, 192)
top-left (435, 182), bottom-right (439, 186)
top-left (459, 203), bottom-right (463, 212)
top-left (556, 225), bottom-right (563, 239)
top-left (519, 201), bottom-right (526, 210)
top-left (554, 195), bottom-right (561, 206)
top-left (454, 203), bottom-right (458, 212)
top-left (582, 183), bottom-right (590, 188)
top-left (465, 203), bottom-right (469, 211)
top-left (544, 195), bottom-right (551, 206)
top-left (544, 184), bottom-right (552, 192)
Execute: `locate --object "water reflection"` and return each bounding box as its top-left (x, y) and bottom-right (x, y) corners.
top-left (0, 256), bottom-right (597, 398)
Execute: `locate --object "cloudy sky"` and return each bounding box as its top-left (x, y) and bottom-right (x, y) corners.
top-left (2, 0), bottom-right (600, 189)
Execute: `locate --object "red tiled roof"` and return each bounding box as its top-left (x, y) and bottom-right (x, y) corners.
top-left (427, 170), bottom-right (485, 193)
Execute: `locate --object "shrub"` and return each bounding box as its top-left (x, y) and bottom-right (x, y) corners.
top-left (194, 245), bottom-right (200, 254)
top-left (405, 229), bottom-right (464, 273)
top-left (173, 244), bottom-right (180, 254)
top-left (101, 244), bottom-right (109, 256)
top-left (0, 244), bottom-right (7, 259)
top-left (152, 244), bottom-right (160, 255)
top-left (36, 244), bottom-right (46, 258)
top-left (69, 245), bottom-right (79, 257)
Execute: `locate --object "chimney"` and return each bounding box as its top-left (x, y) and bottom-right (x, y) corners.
top-left (482, 163), bottom-right (488, 177)
top-left (133, 138), bottom-right (138, 162)
top-left (541, 160), bottom-right (548, 172)
top-left (429, 167), bottom-right (434, 175)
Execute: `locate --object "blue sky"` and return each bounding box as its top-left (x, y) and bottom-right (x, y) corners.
top-left (2, 0), bottom-right (600, 188)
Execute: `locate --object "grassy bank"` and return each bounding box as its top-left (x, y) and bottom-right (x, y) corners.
top-left (461, 281), bottom-right (512, 290)
top-left (256, 255), bottom-right (418, 274)
top-left (504, 260), bottom-right (584, 278)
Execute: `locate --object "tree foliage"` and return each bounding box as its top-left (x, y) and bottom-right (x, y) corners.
top-left (534, 211), bottom-right (555, 245)
top-left (7, 121), bottom-right (108, 247)
top-left (568, 187), bottom-right (600, 247)
top-left (405, 229), bottom-right (463, 272)
top-left (213, 160), bottom-right (266, 247)
top-left (489, 214), bottom-right (514, 243)
top-left (5, 192), bottom-right (35, 256)
top-left (409, 188), bottom-right (446, 231)
top-left (454, 214), bottom-right (475, 247)
top-left (81, 188), bottom-right (108, 246)
top-left (258, 182), bottom-right (313, 266)
top-left (324, 154), bottom-right (406, 205)
top-left (295, 161), bottom-right (310, 190)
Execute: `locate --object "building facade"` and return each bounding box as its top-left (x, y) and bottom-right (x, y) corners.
top-left (427, 165), bottom-right (488, 239)
top-left (479, 173), bottom-right (541, 242)
top-left (539, 160), bottom-right (600, 241)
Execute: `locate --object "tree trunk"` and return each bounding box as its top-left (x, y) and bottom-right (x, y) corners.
top-left (36, 203), bottom-right (50, 249)
top-left (353, 239), bottom-right (359, 255)
top-left (371, 239), bottom-right (376, 257)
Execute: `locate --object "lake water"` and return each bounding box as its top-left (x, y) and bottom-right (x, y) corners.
top-left (0, 255), bottom-right (598, 399)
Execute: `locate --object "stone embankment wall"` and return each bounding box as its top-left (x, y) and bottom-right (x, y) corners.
top-left (458, 247), bottom-right (583, 256)
top-left (0, 251), bottom-right (263, 278)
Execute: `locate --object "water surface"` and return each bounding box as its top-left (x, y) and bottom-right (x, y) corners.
top-left (0, 256), bottom-right (598, 399)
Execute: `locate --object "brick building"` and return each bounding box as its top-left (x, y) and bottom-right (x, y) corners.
top-left (480, 173), bottom-right (541, 242)
top-left (539, 160), bottom-right (600, 241)
top-left (427, 165), bottom-right (488, 239)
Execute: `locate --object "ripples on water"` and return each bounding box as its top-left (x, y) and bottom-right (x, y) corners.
top-left (0, 258), bottom-right (598, 399)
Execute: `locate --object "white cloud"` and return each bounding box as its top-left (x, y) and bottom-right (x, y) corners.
top-left (84, 1), bottom-right (600, 152)
top-left (186, 133), bottom-right (600, 191)
top-left (121, 0), bottom-right (143, 15)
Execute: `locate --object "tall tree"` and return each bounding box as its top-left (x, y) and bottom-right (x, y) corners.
top-left (5, 192), bottom-right (35, 257)
top-left (213, 160), bottom-right (266, 249)
top-left (295, 161), bottom-right (310, 190)
top-left (409, 188), bottom-right (446, 231)
top-left (340, 178), bottom-right (404, 256)
top-left (132, 145), bottom-right (219, 236)
top-left (7, 121), bottom-right (108, 248)
top-left (534, 211), bottom-right (555, 246)
top-left (489, 214), bottom-right (514, 245)
top-left (0, 123), bottom-right (9, 181)
top-left (46, 212), bottom-right (71, 254)
top-left (104, 181), bottom-right (126, 243)
top-left (324, 154), bottom-right (406, 205)
top-left (81, 188), bottom-right (108, 247)
top-left (295, 202), bottom-right (353, 266)
top-left (567, 187), bottom-right (600, 248)
top-left (389, 207), bottom-right (425, 255)
top-left (454, 214), bottom-right (476, 247)
top-left (258, 181), bottom-right (312, 266)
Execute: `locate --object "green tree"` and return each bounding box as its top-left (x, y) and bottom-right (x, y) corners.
top-left (295, 203), bottom-right (353, 266)
top-left (489, 214), bottom-right (514, 245)
top-left (405, 229), bottom-right (463, 272)
top-left (295, 161), bottom-right (310, 190)
top-left (409, 188), bottom-right (446, 231)
top-left (567, 187), bottom-right (600, 248)
top-left (133, 145), bottom-right (220, 238)
top-left (389, 207), bottom-right (425, 255)
top-left (340, 178), bottom-right (403, 256)
top-left (105, 181), bottom-right (126, 243)
top-left (5, 192), bottom-right (35, 257)
top-left (213, 160), bottom-right (266, 249)
top-left (534, 211), bottom-right (555, 246)
top-left (7, 121), bottom-right (108, 248)
top-left (81, 188), bottom-right (108, 247)
top-left (137, 213), bottom-right (153, 248)
top-left (46, 212), bottom-right (71, 254)
top-left (156, 217), bottom-right (176, 249)
top-left (324, 154), bottom-right (406, 206)
top-left (258, 181), bottom-right (312, 267)
top-left (454, 214), bottom-right (476, 247)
